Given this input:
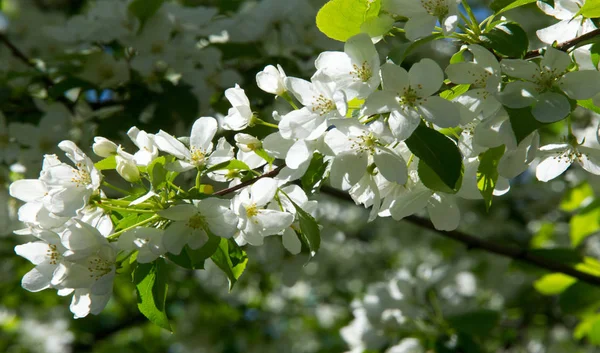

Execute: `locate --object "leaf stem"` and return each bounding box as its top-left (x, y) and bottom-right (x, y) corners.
top-left (280, 92), bottom-right (299, 110)
top-left (97, 203), bottom-right (157, 214)
top-left (102, 181), bottom-right (133, 195)
top-left (107, 214), bottom-right (160, 241)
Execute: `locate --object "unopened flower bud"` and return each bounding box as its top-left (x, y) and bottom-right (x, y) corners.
top-left (92, 137), bottom-right (118, 158)
top-left (256, 64), bottom-right (286, 95)
top-left (116, 154), bottom-right (140, 183)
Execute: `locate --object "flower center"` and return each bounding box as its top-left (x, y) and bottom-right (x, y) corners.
top-left (535, 68), bottom-right (562, 92)
top-left (398, 86), bottom-right (421, 107)
top-left (351, 61), bottom-right (372, 82)
top-left (421, 0), bottom-right (449, 18)
top-left (190, 147), bottom-right (206, 166)
top-left (187, 213), bottom-right (207, 230)
top-left (71, 163), bottom-right (92, 187)
top-left (350, 132), bottom-right (378, 154)
top-left (312, 94), bottom-right (335, 116)
top-left (47, 244), bottom-right (61, 265)
top-left (87, 255), bottom-right (113, 280)
top-left (245, 203), bottom-right (259, 218)
top-left (553, 146), bottom-right (584, 163)
top-left (225, 169), bottom-right (241, 180)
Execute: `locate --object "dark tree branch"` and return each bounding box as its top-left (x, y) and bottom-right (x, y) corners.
top-left (321, 186), bottom-right (600, 287)
top-left (0, 33), bottom-right (55, 87)
top-left (524, 28), bottom-right (600, 59)
top-left (213, 165), bottom-right (284, 196)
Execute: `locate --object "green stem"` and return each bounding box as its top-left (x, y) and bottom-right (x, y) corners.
top-left (461, 1), bottom-right (480, 36)
top-left (97, 203), bottom-right (157, 214)
top-left (255, 118), bottom-right (279, 129)
top-left (107, 214), bottom-right (160, 241)
top-left (100, 198), bottom-right (153, 208)
top-left (168, 181), bottom-right (186, 194)
top-left (102, 181), bottom-right (132, 195)
top-left (280, 92), bottom-right (299, 110)
top-left (195, 168), bottom-right (202, 190)
top-left (361, 114), bottom-right (380, 124)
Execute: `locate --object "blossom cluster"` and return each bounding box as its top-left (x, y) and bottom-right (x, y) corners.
top-left (6, 0), bottom-right (600, 330)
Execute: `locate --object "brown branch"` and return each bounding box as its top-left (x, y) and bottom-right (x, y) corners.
top-left (213, 165), bottom-right (284, 196)
top-left (321, 186), bottom-right (600, 287)
top-left (524, 28), bottom-right (600, 59)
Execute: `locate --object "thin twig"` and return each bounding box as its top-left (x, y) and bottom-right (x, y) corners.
top-left (321, 186), bottom-right (600, 287)
top-left (0, 33), bottom-right (55, 87)
top-left (213, 165), bottom-right (284, 196)
top-left (524, 28), bottom-right (600, 59)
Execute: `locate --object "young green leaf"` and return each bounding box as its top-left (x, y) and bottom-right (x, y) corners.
top-left (579, 1), bottom-right (600, 18)
top-left (490, 0), bottom-right (536, 14)
top-left (204, 159), bottom-right (251, 173)
top-left (286, 197), bottom-right (321, 257)
top-left (405, 125), bottom-right (463, 191)
top-left (210, 238), bottom-right (248, 291)
top-left (94, 155), bottom-right (117, 171)
top-left (506, 107), bottom-right (545, 144)
top-left (133, 259), bottom-right (171, 331)
top-left (477, 145), bottom-right (505, 211)
top-left (301, 153), bottom-right (329, 194)
top-left (166, 234), bottom-right (221, 270)
top-left (147, 156), bottom-right (168, 189)
top-left (570, 203), bottom-right (600, 246)
top-left (480, 22), bottom-right (529, 58)
top-left (316, 0), bottom-right (381, 42)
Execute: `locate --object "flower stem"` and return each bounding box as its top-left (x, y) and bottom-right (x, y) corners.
top-left (102, 181), bottom-right (132, 195)
top-left (195, 168), bottom-right (202, 190)
top-left (97, 203), bottom-right (157, 214)
top-left (107, 214), bottom-right (160, 241)
top-left (255, 118), bottom-right (279, 129)
top-left (100, 198), bottom-right (153, 208)
top-left (280, 92), bottom-right (299, 110)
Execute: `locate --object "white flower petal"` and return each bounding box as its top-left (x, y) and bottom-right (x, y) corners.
top-left (532, 92), bottom-right (570, 123)
top-left (374, 147), bottom-right (408, 184)
top-left (409, 58), bottom-right (443, 97)
top-left (190, 117), bottom-right (217, 152)
top-left (559, 70), bottom-right (600, 100)
top-left (419, 96), bottom-right (461, 127)
top-left (282, 228), bottom-right (301, 255)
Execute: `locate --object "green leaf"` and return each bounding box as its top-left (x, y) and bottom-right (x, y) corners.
top-left (129, 0), bottom-right (165, 25)
top-left (301, 153), bottom-right (330, 194)
top-left (166, 235), bottom-right (220, 270)
top-left (439, 84), bottom-right (471, 100)
top-left (490, 0), bottom-right (536, 14)
top-left (290, 200), bottom-right (321, 257)
top-left (94, 155), bottom-right (116, 171)
top-left (360, 13), bottom-right (394, 38)
top-left (559, 281), bottom-right (600, 314)
top-left (418, 160), bottom-right (462, 193)
top-left (254, 148), bottom-right (275, 164)
top-left (205, 159), bottom-right (251, 173)
top-left (447, 310), bottom-right (500, 337)
top-left (591, 43), bottom-right (600, 69)
top-left (388, 33), bottom-right (445, 65)
top-left (578, 99), bottom-right (600, 115)
top-left (579, 1), bottom-right (600, 18)
top-left (210, 238), bottom-right (248, 291)
top-left (147, 156), bottom-right (168, 190)
top-left (450, 47), bottom-right (467, 64)
top-left (534, 273), bottom-right (577, 295)
top-left (477, 145), bottom-right (505, 211)
top-left (316, 0), bottom-right (380, 42)
top-left (530, 222), bottom-right (554, 248)
top-left (506, 107), bottom-right (545, 144)
top-left (133, 259), bottom-right (171, 331)
top-left (480, 22), bottom-right (529, 58)
top-left (570, 204), bottom-right (600, 246)
top-left (405, 125), bottom-right (463, 191)
top-left (561, 182), bottom-right (594, 212)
